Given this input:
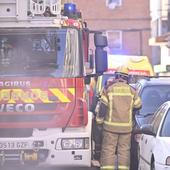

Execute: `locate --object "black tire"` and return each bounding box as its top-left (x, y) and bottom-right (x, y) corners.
top-left (151, 159), bottom-right (155, 170)
top-left (137, 146), bottom-right (140, 164)
top-left (130, 135), bottom-right (139, 170)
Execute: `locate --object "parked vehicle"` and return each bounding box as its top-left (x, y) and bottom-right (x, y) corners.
top-left (0, 0), bottom-right (108, 168)
top-left (107, 54), bottom-right (154, 83)
top-left (131, 77), bottom-right (170, 170)
top-left (138, 101), bottom-right (170, 170)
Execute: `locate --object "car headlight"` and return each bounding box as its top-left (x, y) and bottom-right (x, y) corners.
top-left (61, 138), bottom-right (89, 150)
top-left (166, 156), bottom-right (170, 165)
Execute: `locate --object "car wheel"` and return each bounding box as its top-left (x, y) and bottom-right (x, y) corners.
top-left (151, 159), bottom-right (155, 170)
top-left (137, 146), bottom-right (140, 162)
top-left (137, 146), bottom-right (140, 168)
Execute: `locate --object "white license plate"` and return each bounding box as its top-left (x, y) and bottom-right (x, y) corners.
top-left (0, 141), bottom-right (29, 149)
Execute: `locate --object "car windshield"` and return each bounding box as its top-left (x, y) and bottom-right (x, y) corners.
top-left (139, 85), bottom-right (170, 116)
top-left (0, 28), bottom-right (83, 77)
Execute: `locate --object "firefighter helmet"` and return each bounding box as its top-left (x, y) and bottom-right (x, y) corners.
top-left (116, 65), bottom-right (129, 75)
top-left (115, 65), bottom-right (129, 81)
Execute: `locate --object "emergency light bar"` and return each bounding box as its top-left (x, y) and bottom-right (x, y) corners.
top-left (64, 3), bottom-right (76, 13)
top-left (63, 3), bottom-right (80, 19)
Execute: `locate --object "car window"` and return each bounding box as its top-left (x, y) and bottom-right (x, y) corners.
top-left (151, 104), bottom-right (167, 135)
top-left (160, 108), bottom-right (170, 137)
top-left (139, 85), bottom-right (170, 116)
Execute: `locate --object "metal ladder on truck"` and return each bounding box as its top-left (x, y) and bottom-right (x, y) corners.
top-left (0, 0), bottom-right (61, 21)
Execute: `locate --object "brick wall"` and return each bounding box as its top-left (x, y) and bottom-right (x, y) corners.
top-left (73, 0), bottom-right (152, 60)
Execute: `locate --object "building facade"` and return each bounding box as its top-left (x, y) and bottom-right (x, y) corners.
top-left (73, 0), bottom-right (152, 60)
top-left (149, 0), bottom-right (170, 75)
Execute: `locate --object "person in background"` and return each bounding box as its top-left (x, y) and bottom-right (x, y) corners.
top-left (96, 66), bottom-right (142, 170)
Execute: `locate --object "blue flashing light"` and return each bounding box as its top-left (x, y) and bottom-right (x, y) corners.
top-left (64, 3), bottom-right (76, 13)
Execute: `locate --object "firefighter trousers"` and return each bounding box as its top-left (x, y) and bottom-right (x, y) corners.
top-left (100, 130), bottom-right (131, 170)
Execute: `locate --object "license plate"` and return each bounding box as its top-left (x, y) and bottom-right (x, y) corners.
top-left (0, 141), bottom-right (29, 149)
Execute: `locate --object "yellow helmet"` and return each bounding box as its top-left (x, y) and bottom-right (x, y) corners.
top-left (115, 65), bottom-right (129, 81)
top-left (116, 65), bottom-right (129, 75)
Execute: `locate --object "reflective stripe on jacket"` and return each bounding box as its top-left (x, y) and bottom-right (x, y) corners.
top-left (101, 165), bottom-right (129, 170)
top-left (100, 82), bottom-right (142, 133)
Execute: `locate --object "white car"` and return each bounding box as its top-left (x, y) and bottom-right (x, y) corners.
top-left (138, 101), bottom-right (170, 170)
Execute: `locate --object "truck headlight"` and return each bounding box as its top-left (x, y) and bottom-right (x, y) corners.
top-left (166, 156), bottom-right (170, 165)
top-left (61, 138), bottom-right (89, 150)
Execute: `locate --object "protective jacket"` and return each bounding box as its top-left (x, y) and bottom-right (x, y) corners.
top-left (96, 81), bottom-right (141, 133)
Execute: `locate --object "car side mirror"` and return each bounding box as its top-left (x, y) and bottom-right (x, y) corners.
top-left (140, 124), bottom-right (156, 136)
top-left (94, 33), bottom-right (108, 74)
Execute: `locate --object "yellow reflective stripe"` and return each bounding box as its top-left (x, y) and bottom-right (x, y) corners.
top-left (114, 87), bottom-right (130, 92)
top-left (108, 93), bottom-right (112, 122)
top-left (104, 121), bottom-right (132, 127)
top-left (105, 103), bottom-right (133, 126)
top-left (49, 88), bottom-right (71, 102)
top-left (96, 117), bottom-right (103, 124)
top-left (113, 86), bottom-right (134, 96)
top-left (31, 89), bottom-right (52, 103)
top-left (101, 165), bottom-right (115, 170)
top-left (112, 93), bottom-right (134, 97)
top-left (0, 89), bottom-right (16, 103)
top-left (101, 95), bottom-right (108, 105)
top-left (101, 165), bottom-right (129, 170)
top-left (97, 76), bottom-right (102, 93)
top-left (0, 88), bottom-right (73, 103)
top-left (68, 88), bottom-right (75, 95)
top-left (118, 165), bottom-right (129, 170)
top-left (107, 92), bottom-right (133, 123)
top-left (9, 89), bottom-right (35, 103)
top-left (13, 89), bottom-right (34, 103)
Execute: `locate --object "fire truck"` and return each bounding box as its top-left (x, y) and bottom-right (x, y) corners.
top-left (0, 0), bottom-right (107, 167)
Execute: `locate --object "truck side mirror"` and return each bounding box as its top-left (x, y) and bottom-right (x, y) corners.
top-left (94, 33), bottom-right (108, 74)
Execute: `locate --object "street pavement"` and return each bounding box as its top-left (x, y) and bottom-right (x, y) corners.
top-left (1, 165), bottom-right (99, 170)
top-left (1, 159), bottom-right (100, 170)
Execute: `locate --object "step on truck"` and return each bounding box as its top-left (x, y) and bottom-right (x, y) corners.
top-left (0, 0), bottom-right (107, 168)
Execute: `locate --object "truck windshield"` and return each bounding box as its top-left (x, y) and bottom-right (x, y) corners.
top-left (0, 28), bottom-right (83, 77)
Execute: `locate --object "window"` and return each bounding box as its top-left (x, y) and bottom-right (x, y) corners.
top-left (106, 0), bottom-right (122, 9)
top-left (105, 30), bottom-right (122, 53)
top-left (138, 85), bottom-right (170, 116)
top-left (151, 104), bottom-right (167, 135)
top-left (160, 109), bottom-right (170, 137)
top-left (0, 28), bottom-right (83, 77)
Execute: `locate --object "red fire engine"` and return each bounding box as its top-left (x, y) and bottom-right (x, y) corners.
top-left (0, 0), bottom-right (107, 167)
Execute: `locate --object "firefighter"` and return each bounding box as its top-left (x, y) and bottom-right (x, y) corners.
top-left (96, 66), bottom-right (142, 170)
top-left (92, 76), bottom-right (116, 162)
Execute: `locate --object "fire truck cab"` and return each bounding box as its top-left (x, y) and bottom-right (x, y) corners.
top-left (0, 0), bottom-right (107, 167)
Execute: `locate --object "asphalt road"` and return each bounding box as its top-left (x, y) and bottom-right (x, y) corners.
top-left (1, 165), bottom-right (99, 170)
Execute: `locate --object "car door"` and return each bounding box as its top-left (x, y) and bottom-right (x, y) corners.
top-left (139, 104), bottom-right (167, 169)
